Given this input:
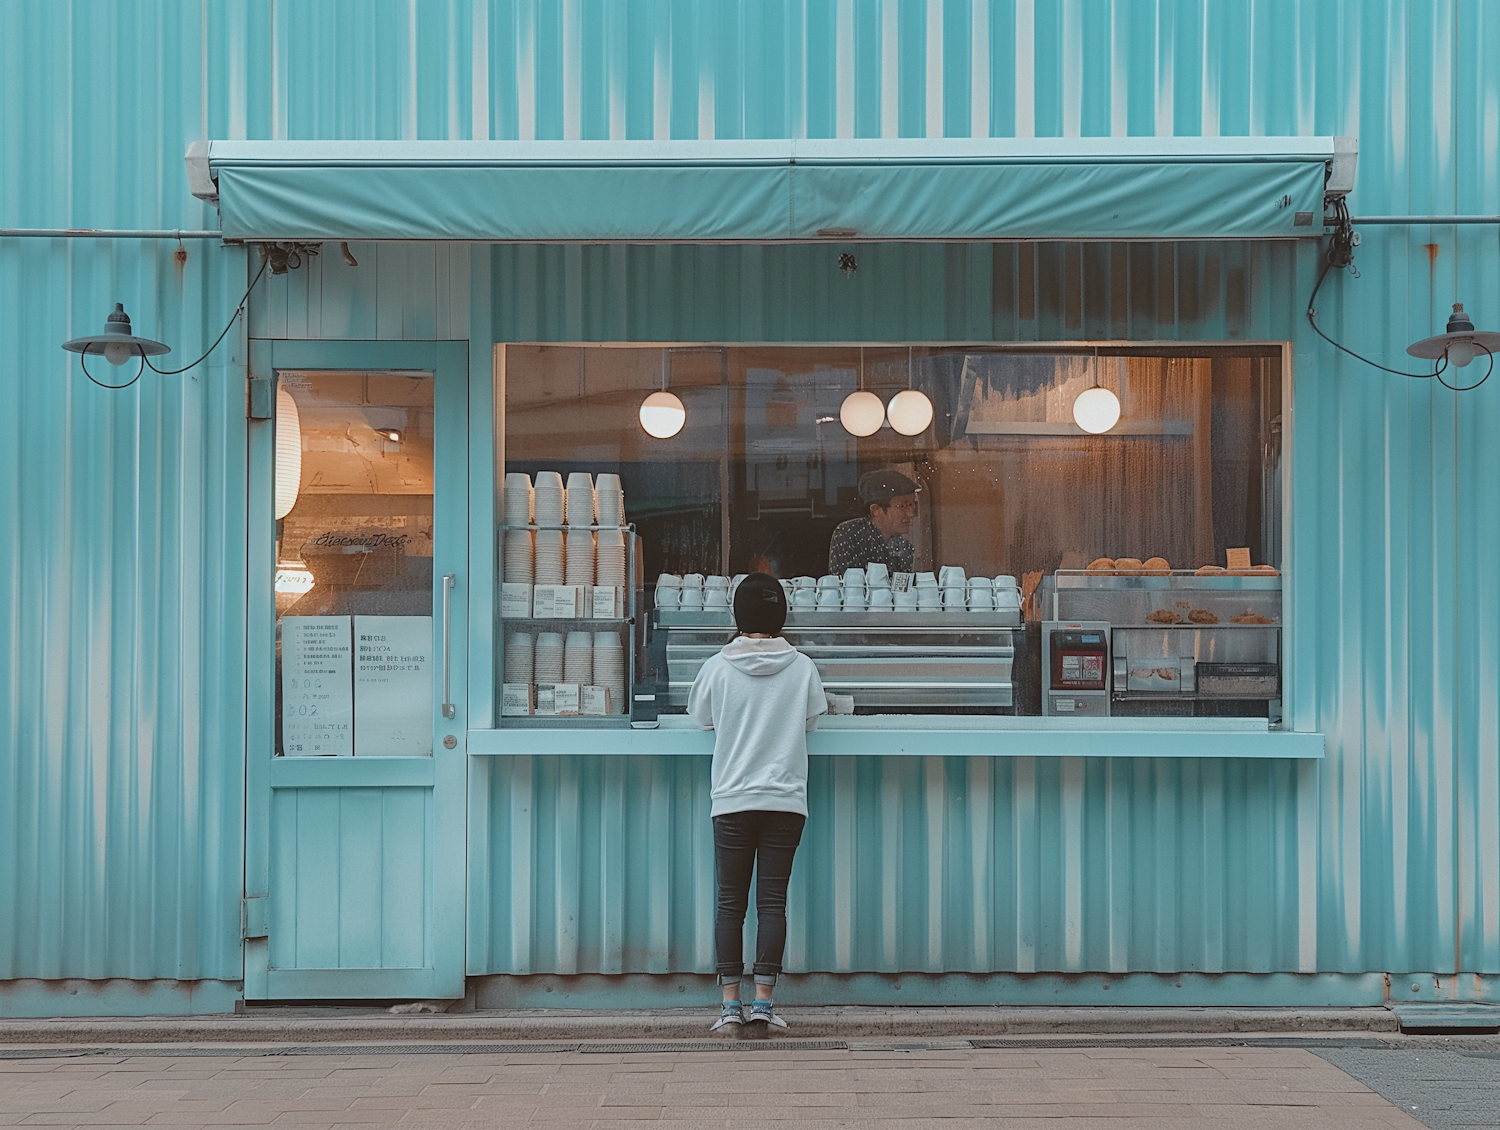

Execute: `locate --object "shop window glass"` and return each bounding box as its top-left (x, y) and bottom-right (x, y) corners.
top-left (496, 346), bottom-right (1283, 726)
top-left (275, 371), bottom-right (437, 755)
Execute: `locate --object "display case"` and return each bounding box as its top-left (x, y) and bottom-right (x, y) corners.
top-left (1040, 571), bottom-right (1282, 721)
top-left (652, 607), bottom-right (1020, 715)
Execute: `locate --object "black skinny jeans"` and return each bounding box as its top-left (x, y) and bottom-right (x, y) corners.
top-left (713, 810), bottom-right (806, 986)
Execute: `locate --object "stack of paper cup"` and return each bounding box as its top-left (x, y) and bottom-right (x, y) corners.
top-left (534, 632), bottom-right (565, 684)
top-left (534, 529), bottom-right (565, 586)
top-left (533, 471), bottom-right (565, 527)
top-left (502, 529), bottom-right (534, 584)
top-left (565, 529), bottom-right (595, 587)
top-left (565, 472), bottom-right (595, 527)
top-left (593, 630), bottom-right (627, 713)
top-left (595, 473), bottom-right (625, 527)
top-left (503, 631), bottom-right (534, 683)
top-left (596, 529), bottom-right (628, 594)
top-left (564, 631), bottom-right (593, 685)
top-left (503, 472), bottom-right (533, 527)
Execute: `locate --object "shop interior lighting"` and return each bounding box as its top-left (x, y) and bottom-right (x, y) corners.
top-left (61, 303), bottom-right (170, 389)
top-left (1072, 386), bottom-right (1121, 434)
top-left (885, 347), bottom-right (934, 436)
top-left (639, 349), bottom-right (688, 439)
top-left (274, 386), bottom-right (303, 520)
top-left (840, 347), bottom-right (885, 437)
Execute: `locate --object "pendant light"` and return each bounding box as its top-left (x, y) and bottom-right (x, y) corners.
top-left (61, 302), bottom-right (171, 389)
top-left (886, 346), bottom-right (934, 435)
top-left (1072, 354), bottom-right (1121, 434)
top-left (274, 386), bottom-right (303, 520)
top-left (840, 347), bottom-right (885, 436)
top-left (639, 349), bottom-right (686, 439)
top-left (1406, 303), bottom-right (1500, 368)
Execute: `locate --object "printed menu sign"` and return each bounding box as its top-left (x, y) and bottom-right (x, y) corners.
top-left (281, 616), bottom-right (354, 756)
top-left (354, 616), bottom-right (432, 756)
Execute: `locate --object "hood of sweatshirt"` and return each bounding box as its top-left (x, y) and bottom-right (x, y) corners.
top-left (719, 635), bottom-right (800, 676)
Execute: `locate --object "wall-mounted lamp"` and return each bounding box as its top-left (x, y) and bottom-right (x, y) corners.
top-left (1407, 303), bottom-right (1500, 369)
top-left (61, 303), bottom-right (170, 388)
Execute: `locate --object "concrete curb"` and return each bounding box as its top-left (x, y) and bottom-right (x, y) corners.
top-left (0, 1006), bottom-right (1400, 1044)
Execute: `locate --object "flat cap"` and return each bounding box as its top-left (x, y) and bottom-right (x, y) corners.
top-left (858, 469), bottom-right (921, 504)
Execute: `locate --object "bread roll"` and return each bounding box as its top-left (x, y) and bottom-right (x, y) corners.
top-left (1187, 609), bottom-right (1219, 624)
top-left (1115, 557), bottom-right (1144, 575)
top-left (1143, 557), bottom-right (1170, 573)
top-left (1195, 565), bottom-right (1226, 576)
top-left (1146, 608), bottom-right (1182, 624)
top-left (1086, 557), bottom-right (1115, 572)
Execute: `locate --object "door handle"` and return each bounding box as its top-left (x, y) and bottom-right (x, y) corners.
top-left (442, 573), bottom-right (457, 719)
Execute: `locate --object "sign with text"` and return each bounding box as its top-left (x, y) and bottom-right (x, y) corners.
top-left (353, 615), bottom-right (433, 756)
top-left (281, 616), bottom-right (354, 756)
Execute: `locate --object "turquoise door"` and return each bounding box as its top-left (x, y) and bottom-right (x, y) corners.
top-left (245, 340), bottom-right (468, 1001)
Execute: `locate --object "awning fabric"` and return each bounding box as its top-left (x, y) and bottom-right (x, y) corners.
top-left (191, 138), bottom-right (1343, 243)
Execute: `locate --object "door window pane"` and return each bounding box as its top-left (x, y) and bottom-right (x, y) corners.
top-left (275, 371), bottom-right (436, 755)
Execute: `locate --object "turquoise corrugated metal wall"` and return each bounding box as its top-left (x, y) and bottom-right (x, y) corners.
top-left (3, 1), bottom-right (1497, 996)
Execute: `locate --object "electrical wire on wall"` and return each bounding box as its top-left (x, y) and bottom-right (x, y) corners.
top-left (1307, 196), bottom-right (1493, 391)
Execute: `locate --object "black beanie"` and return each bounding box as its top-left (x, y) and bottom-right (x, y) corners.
top-left (733, 572), bottom-right (787, 636)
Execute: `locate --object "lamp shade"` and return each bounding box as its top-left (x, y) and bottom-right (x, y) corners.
top-left (61, 302), bottom-right (170, 362)
top-left (1407, 303), bottom-right (1500, 368)
top-left (839, 390), bottom-right (886, 437)
top-left (886, 389), bottom-right (934, 436)
top-left (1072, 387), bottom-right (1121, 434)
top-left (638, 390), bottom-right (686, 438)
top-left (274, 386), bottom-right (303, 519)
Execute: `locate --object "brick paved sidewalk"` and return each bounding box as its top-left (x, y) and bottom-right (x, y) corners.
top-left (0, 1044), bottom-right (1427, 1129)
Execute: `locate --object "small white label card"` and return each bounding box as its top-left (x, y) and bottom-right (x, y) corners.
top-left (590, 585), bottom-right (619, 619)
top-left (353, 615), bottom-right (432, 756)
top-left (551, 683), bottom-right (581, 715)
top-left (281, 616), bottom-right (353, 756)
top-left (535, 685), bottom-right (557, 715)
top-left (501, 683), bottom-right (534, 716)
top-left (499, 582), bottom-right (534, 618)
top-left (531, 585), bottom-right (556, 619)
top-left (550, 585), bottom-right (580, 618)
top-left (580, 685), bottom-right (611, 715)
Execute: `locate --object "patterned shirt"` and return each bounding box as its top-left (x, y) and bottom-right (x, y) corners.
top-left (827, 517), bottom-right (915, 575)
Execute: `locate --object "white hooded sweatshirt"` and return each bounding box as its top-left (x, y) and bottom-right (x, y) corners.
top-left (687, 636), bottom-right (827, 817)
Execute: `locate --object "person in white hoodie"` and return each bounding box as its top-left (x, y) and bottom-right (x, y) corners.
top-left (688, 572), bottom-right (826, 1035)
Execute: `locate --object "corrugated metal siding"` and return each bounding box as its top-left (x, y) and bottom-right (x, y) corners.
top-left (475, 755), bottom-right (1315, 976)
top-left (2, 1), bottom-right (1498, 988)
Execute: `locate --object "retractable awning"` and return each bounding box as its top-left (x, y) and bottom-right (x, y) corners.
top-left (188, 137), bottom-right (1353, 243)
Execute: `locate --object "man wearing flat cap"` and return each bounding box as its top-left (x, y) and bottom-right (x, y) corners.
top-left (827, 469), bottom-right (921, 576)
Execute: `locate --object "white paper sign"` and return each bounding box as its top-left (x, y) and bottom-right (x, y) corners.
top-left (281, 616), bottom-right (354, 756)
top-left (590, 586), bottom-right (619, 619)
top-left (353, 615), bottom-right (432, 756)
top-left (580, 685), bottom-right (611, 715)
top-left (551, 683), bottom-right (581, 715)
top-left (499, 582), bottom-right (534, 618)
top-left (501, 684), bottom-right (534, 716)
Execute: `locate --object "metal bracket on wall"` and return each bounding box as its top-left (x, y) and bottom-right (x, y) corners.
top-left (247, 376), bottom-right (274, 419)
top-left (241, 896), bottom-right (269, 939)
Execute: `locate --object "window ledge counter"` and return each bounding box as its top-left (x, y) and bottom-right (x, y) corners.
top-left (467, 716), bottom-right (1323, 759)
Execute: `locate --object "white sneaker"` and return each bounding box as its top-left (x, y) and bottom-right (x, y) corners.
top-left (710, 1001), bottom-right (745, 1032)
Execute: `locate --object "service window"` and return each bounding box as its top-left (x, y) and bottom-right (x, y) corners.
top-left (495, 345), bottom-right (1283, 726)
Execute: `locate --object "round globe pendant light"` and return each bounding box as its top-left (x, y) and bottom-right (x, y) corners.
top-left (274, 386), bottom-right (303, 520)
top-left (638, 390), bottom-right (686, 439)
top-left (886, 389), bottom-right (934, 436)
top-left (1072, 386), bottom-right (1121, 434)
top-left (839, 390), bottom-right (885, 437)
